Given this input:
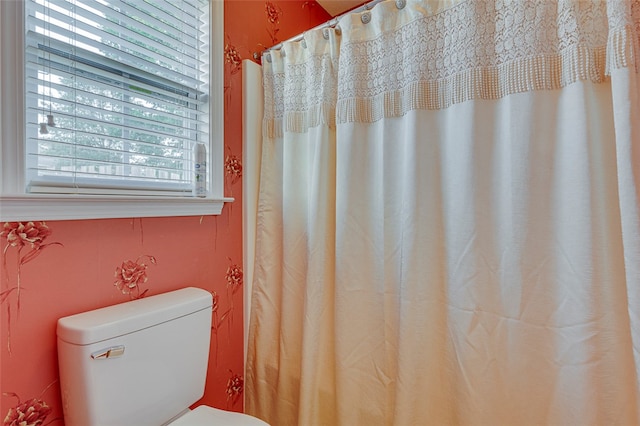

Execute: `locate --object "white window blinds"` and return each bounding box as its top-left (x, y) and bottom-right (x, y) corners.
top-left (24, 0), bottom-right (210, 196)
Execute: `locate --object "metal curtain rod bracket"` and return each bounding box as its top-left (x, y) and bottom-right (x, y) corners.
top-left (252, 0), bottom-right (387, 61)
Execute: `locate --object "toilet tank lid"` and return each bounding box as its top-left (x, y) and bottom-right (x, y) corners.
top-left (57, 287), bottom-right (212, 345)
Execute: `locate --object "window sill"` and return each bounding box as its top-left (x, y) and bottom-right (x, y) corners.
top-left (0, 195), bottom-right (234, 222)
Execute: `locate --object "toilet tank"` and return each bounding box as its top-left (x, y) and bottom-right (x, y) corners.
top-left (57, 287), bottom-right (213, 426)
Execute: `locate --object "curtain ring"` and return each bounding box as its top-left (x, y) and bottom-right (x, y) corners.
top-left (395, 0), bottom-right (406, 9)
top-left (301, 38), bottom-right (307, 48)
top-left (265, 53), bottom-right (272, 63)
top-left (322, 28), bottom-right (330, 40)
top-left (361, 11), bottom-right (371, 24)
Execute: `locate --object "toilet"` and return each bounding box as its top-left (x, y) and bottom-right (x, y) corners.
top-left (57, 287), bottom-right (268, 426)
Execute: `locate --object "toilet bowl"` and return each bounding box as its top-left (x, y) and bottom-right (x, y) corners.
top-left (57, 287), bottom-right (268, 426)
top-left (168, 406), bottom-right (268, 425)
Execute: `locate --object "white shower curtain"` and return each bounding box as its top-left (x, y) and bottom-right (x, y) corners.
top-left (246, 0), bottom-right (640, 424)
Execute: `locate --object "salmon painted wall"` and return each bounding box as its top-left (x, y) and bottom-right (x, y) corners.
top-left (0, 1), bottom-right (330, 424)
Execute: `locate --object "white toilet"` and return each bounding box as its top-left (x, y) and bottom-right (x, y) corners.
top-left (57, 287), bottom-right (268, 426)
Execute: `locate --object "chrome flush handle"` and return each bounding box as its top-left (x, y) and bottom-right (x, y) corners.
top-left (91, 345), bottom-right (125, 360)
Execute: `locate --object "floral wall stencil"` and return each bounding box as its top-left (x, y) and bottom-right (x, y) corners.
top-left (1, 222), bottom-right (62, 354)
top-left (113, 255), bottom-right (157, 300)
top-left (225, 148), bottom-right (243, 195)
top-left (3, 381), bottom-right (60, 426)
top-left (225, 259), bottom-right (243, 296)
top-left (1, 1), bottom-right (330, 423)
top-left (265, 2), bottom-right (283, 44)
top-left (211, 260), bottom-right (243, 362)
top-left (3, 396), bottom-right (52, 426)
top-left (225, 41), bottom-right (242, 76)
top-left (226, 371), bottom-right (244, 409)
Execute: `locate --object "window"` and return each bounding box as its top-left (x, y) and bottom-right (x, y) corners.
top-left (0, 0), bottom-right (228, 221)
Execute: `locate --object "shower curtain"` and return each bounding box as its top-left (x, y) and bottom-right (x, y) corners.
top-left (246, 0), bottom-right (640, 424)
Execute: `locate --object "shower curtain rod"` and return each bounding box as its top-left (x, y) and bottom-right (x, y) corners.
top-left (253, 0), bottom-right (388, 60)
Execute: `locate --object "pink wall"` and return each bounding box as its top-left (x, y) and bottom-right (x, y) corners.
top-left (0, 2), bottom-right (330, 424)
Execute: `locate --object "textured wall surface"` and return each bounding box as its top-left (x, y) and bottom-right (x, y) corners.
top-left (0, 2), bottom-right (329, 424)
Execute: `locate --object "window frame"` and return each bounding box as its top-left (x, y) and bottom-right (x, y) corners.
top-left (0, 0), bottom-right (231, 221)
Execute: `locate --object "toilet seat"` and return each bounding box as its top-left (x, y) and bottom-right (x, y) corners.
top-left (168, 405), bottom-right (270, 426)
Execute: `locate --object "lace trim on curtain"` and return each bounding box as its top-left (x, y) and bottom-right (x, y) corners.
top-left (263, 0), bottom-right (640, 136)
top-left (263, 50), bottom-right (337, 138)
top-left (608, 25), bottom-right (640, 71)
top-left (262, 103), bottom-right (336, 138)
top-left (336, 0), bottom-right (640, 123)
top-left (337, 44), bottom-right (609, 123)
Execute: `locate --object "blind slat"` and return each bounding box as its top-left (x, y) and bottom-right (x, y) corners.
top-left (28, 137), bottom-right (196, 168)
top-left (28, 3), bottom-right (205, 69)
top-left (25, 47), bottom-right (205, 103)
top-left (26, 22), bottom-right (203, 86)
top-left (30, 132), bottom-right (192, 161)
top-left (29, 185), bottom-right (193, 196)
top-left (119, 0), bottom-right (204, 37)
top-left (34, 0), bottom-right (205, 47)
top-left (28, 0), bottom-right (204, 60)
top-left (27, 112), bottom-right (207, 145)
top-left (26, 85), bottom-right (208, 132)
top-left (28, 150), bottom-right (194, 178)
